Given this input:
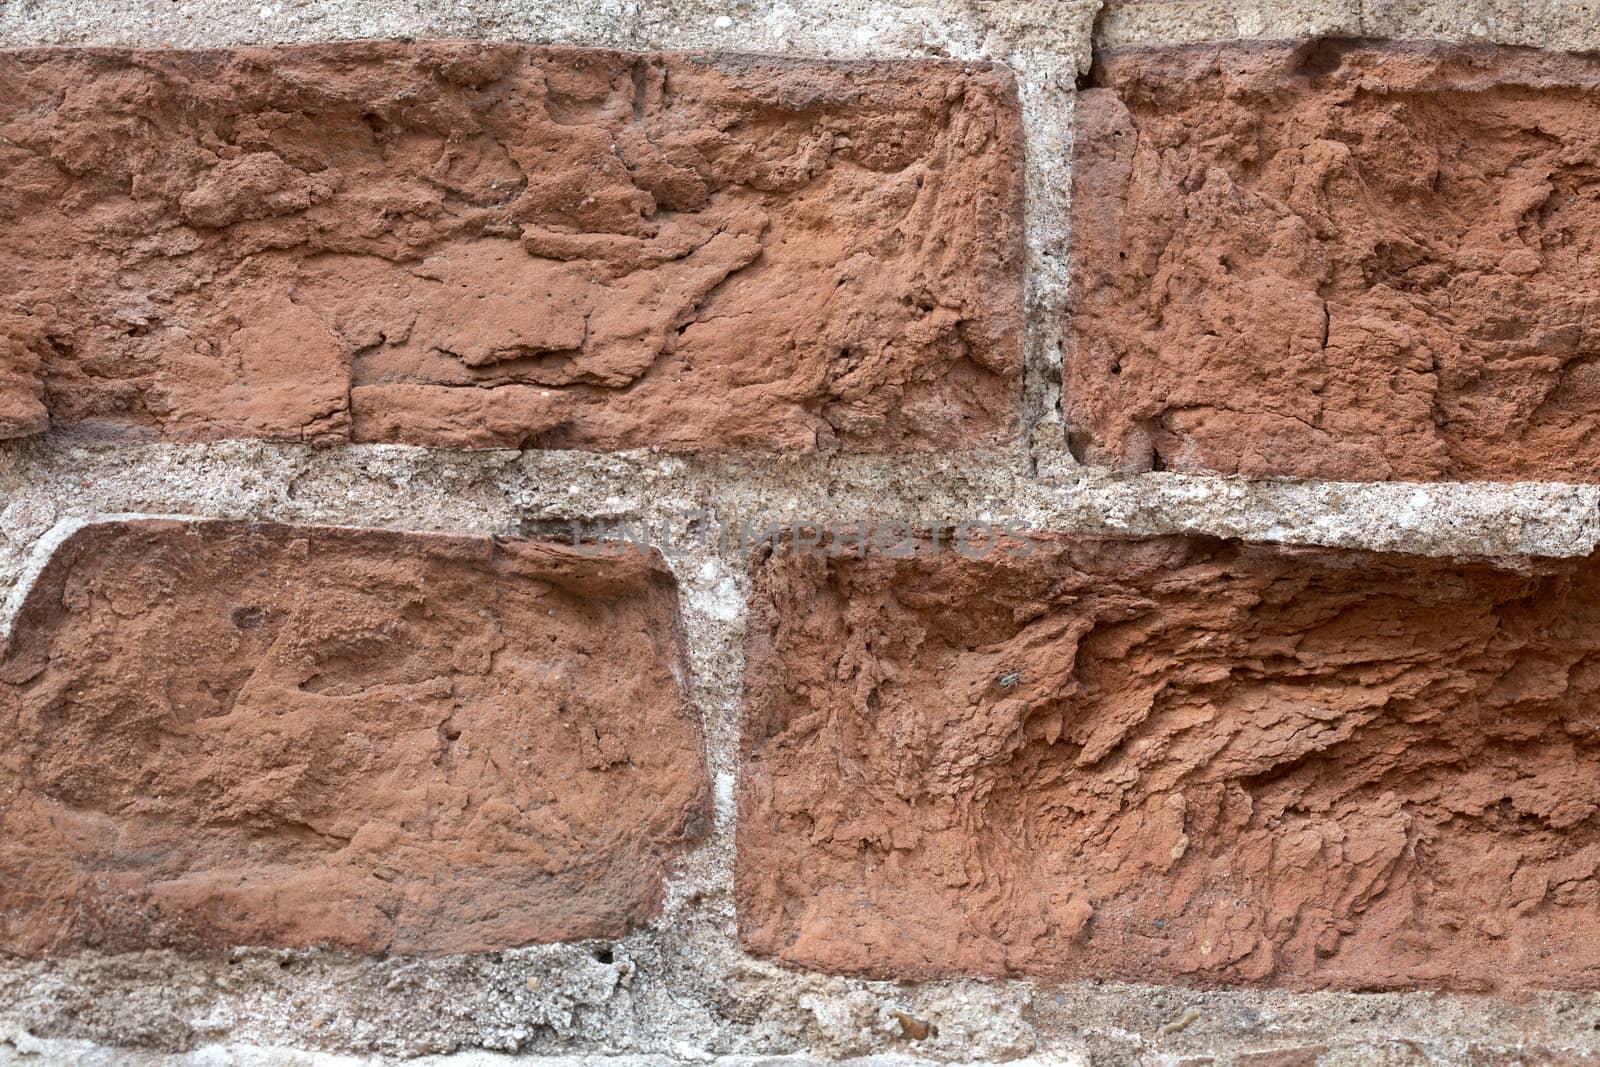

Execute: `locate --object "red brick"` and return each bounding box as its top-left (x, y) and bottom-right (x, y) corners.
top-left (0, 520), bottom-right (707, 956)
top-left (0, 308), bottom-right (48, 438)
top-left (1068, 41), bottom-right (1600, 482)
top-left (737, 534), bottom-right (1600, 989)
top-left (0, 43), bottom-right (1022, 451)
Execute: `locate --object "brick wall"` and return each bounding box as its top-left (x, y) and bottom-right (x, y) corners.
top-left (4, 4), bottom-right (1600, 1065)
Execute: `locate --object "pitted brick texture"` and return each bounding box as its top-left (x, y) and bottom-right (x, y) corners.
top-left (0, 520), bottom-right (707, 957)
top-left (738, 535), bottom-right (1600, 990)
top-left (0, 307), bottom-right (48, 438)
top-left (1068, 40), bottom-right (1600, 483)
top-left (0, 43), bottom-right (1022, 451)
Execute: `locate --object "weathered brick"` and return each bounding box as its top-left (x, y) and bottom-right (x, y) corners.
top-left (0, 308), bottom-right (48, 438)
top-left (0, 43), bottom-right (1022, 451)
top-left (738, 534), bottom-right (1600, 989)
top-left (0, 520), bottom-right (706, 956)
top-left (1068, 41), bottom-right (1600, 482)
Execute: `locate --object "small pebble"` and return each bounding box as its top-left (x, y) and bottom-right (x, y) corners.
top-left (891, 1010), bottom-right (933, 1040)
top-left (1160, 1008), bottom-right (1202, 1036)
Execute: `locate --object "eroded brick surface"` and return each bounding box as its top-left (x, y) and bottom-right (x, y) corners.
top-left (0, 43), bottom-right (1022, 451)
top-left (0, 307), bottom-right (48, 439)
top-left (0, 520), bottom-right (706, 956)
top-left (1068, 41), bottom-right (1600, 482)
top-left (738, 535), bottom-right (1600, 989)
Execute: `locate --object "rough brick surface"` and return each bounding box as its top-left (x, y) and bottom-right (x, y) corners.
top-left (0, 308), bottom-right (49, 438)
top-left (738, 535), bottom-right (1600, 989)
top-left (0, 520), bottom-right (706, 956)
top-left (1068, 40), bottom-right (1600, 482)
top-left (0, 43), bottom-right (1022, 451)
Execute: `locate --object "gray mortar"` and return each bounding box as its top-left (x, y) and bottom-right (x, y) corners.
top-left (3, 1), bottom-right (1600, 1065)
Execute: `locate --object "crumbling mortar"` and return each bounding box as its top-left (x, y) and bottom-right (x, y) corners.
top-left (5, 1), bottom-right (1600, 1064)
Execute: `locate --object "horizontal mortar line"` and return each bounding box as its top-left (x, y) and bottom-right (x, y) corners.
top-left (0, 3), bottom-right (1080, 60)
top-left (5, 0), bottom-right (1599, 51)
top-left (0, 440), bottom-right (1596, 560)
top-left (6, 947), bottom-right (1600, 1061)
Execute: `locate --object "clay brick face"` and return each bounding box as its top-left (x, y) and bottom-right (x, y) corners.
top-left (0, 43), bottom-right (1022, 451)
top-left (0, 308), bottom-right (48, 438)
top-left (1068, 41), bottom-right (1600, 482)
top-left (738, 535), bottom-right (1600, 990)
top-left (0, 520), bottom-right (707, 957)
